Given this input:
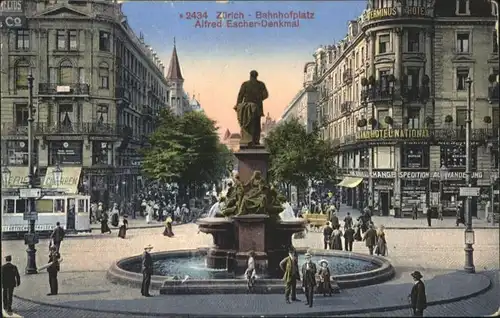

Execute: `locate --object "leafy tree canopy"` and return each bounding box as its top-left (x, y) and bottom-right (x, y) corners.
top-left (142, 108), bottom-right (231, 186)
top-left (264, 117), bottom-right (337, 186)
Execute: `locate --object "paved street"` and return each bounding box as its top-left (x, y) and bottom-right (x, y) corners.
top-left (2, 222), bottom-right (498, 316)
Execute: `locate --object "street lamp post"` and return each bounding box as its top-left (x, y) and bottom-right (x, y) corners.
top-left (464, 77), bottom-right (475, 273)
top-left (25, 73), bottom-right (38, 275)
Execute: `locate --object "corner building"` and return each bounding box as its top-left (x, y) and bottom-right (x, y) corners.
top-left (313, 0), bottom-right (499, 218)
top-left (0, 1), bottom-right (170, 203)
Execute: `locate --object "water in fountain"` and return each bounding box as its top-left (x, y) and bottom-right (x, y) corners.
top-left (121, 253), bottom-right (378, 280)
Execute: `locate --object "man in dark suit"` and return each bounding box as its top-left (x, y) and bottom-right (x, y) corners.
top-left (1, 255), bottom-right (21, 313)
top-left (235, 70), bottom-right (269, 146)
top-left (409, 271), bottom-right (427, 316)
top-left (301, 252), bottom-right (317, 308)
top-left (279, 248), bottom-right (300, 304)
top-left (344, 225), bottom-right (355, 251)
top-left (47, 246), bottom-right (61, 295)
top-left (363, 224), bottom-right (377, 255)
top-left (141, 244), bottom-right (154, 297)
top-left (50, 222), bottom-right (65, 253)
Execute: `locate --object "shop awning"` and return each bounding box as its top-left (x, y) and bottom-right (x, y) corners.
top-left (344, 177), bottom-right (363, 188)
top-left (1, 167), bottom-right (29, 189)
top-left (337, 177), bottom-right (363, 188)
top-left (43, 167), bottom-right (82, 194)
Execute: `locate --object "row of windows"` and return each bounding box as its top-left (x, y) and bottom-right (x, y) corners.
top-left (14, 60), bottom-right (110, 90)
top-left (338, 145), bottom-right (499, 169)
top-left (13, 29), bottom-right (110, 52)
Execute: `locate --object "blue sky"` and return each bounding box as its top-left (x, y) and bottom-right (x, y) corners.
top-left (121, 1), bottom-right (366, 132)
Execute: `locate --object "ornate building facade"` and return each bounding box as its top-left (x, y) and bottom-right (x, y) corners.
top-left (0, 0), bottom-right (169, 202)
top-left (312, 0), bottom-right (499, 217)
top-left (281, 62), bottom-right (318, 133)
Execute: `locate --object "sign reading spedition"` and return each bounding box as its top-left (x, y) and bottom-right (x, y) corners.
top-left (356, 129), bottom-right (430, 140)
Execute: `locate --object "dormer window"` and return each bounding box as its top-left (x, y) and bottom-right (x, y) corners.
top-left (456, 0), bottom-right (470, 16)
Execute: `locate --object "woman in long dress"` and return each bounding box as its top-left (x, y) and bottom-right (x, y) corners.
top-left (375, 225), bottom-right (387, 256)
top-left (118, 215), bottom-right (128, 239)
top-left (163, 215), bottom-right (174, 237)
top-left (331, 227), bottom-right (343, 250)
top-left (317, 260), bottom-right (332, 297)
top-left (100, 212), bottom-right (111, 234)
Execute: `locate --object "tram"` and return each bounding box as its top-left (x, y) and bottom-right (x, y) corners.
top-left (1, 195), bottom-right (92, 234)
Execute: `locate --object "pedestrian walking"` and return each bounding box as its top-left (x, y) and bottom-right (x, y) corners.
top-left (343, 212), bottom-right (353, 230)
top-left (426, 207), bottom-right (432, 227)
top-left (141, 244), bottom-right (154, 297)
top-left (1, 255), bottom-right (21, 314)
top-left (50, 222), bottom-right (65, 253)
top-left (163, 215), bottom-right (174, 237)
top-left (409, 271), bottom-right (427, 316)
top-left (322, 222), bottom-right (333, 249)
top-left (301, 252), bottom-right (317, 308)
top-left (331, 226), bottom-right (343, 250)
top-left (412, 204), bottom-right (418, 220)
top-left (344, 225), bottom-right (355, 251)
top-left (363, 224), bottom-right (377, 255)
top-left (375, 225), bottom-right (387, 256)
top-left (245, 251), bottom-right (257, 291)
top-left (118, 215), bottom-right (128, 239)
top-left (100, 211), bottom-right (112, 234)
top-left (279, 248), bottom-right (300, 304)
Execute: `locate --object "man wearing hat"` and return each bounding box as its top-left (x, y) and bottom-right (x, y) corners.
top-left (362, 224), bottom-right (377, 255)
top-left (279, 248), bottom-right (301, 303)
top-left (409, 271), bottom-right (427, 316)
top-left (141, 244), bottom-right (154, 297)
top-left (1, 255), bottom-right (21, 313)
top-left (301, 252), bottom-right (317, 307)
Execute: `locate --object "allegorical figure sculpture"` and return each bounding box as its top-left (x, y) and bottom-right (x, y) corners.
top-left (220, 170), bottom-right (284, 220)
top-left (234, 70), bottom-right (269, 147)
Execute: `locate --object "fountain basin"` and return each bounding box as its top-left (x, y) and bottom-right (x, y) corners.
top-left (107, 248), bottom-right (395, 294)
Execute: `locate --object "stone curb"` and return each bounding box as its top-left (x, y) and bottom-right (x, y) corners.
top-left (106, 248), bottom-right (395, 293)
top-left (13, 274), bottom-right (492, 317)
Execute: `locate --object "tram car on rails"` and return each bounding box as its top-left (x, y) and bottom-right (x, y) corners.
top-left (1, 194), bottom-right (92, 236)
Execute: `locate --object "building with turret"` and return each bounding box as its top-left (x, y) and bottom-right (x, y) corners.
top-left (305, 0), bottom-right (498, 218)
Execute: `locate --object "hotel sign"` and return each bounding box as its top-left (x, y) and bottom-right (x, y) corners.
top-left (364, 6), bottom-right (429, 21)
top-left (356, 129), bottom-right (430, 141)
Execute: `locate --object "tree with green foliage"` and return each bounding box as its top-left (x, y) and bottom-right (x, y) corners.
top-left (264, 117), bottom-right (337, 188)
top-left (141, 108), bottom-right (232, 200)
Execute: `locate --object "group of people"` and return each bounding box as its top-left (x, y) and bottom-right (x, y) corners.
top-left (321, 210), bottom-right (387, 256)
top-left (279, 248), bottom-right (335, 308)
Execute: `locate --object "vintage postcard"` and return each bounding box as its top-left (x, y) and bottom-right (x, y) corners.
top-left (1, 0), bottom-right (499, 317)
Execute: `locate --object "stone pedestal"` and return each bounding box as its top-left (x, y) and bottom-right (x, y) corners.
top-left (233, 215), bottom-right (269, 274)
top-left (197, 218), bottom-right (235, 269)
top-left (234, 146), bottom-right (270, 183)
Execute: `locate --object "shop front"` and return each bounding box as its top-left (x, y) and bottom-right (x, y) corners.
top-left (399, 171), bottom-right (430, 217)
top-left (337, 175), bottom-right (364, 209)
top-left (429, 171), bottom-right (482, 217)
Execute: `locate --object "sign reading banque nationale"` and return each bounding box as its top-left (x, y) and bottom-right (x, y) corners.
top-left (0, 0), bottom-right (26, 29)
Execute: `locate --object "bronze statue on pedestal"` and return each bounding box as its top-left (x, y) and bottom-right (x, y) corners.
top-left (234, 70), bottom-right (269, 147)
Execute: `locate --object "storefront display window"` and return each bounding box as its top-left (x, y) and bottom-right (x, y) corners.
top-left (6, 140), bottom-right (38, 165)
top-left (401, 145), bottom-right (429, 168)
top-left (440, 143), bottom-right (476, 168)
top-left (401, 179), bottom-right (427, 212)
top-left (49, 141), bottom-right (83, 165)
top-left (92, 141), bottom-right (112, 165)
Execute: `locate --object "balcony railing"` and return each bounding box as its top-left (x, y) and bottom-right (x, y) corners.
top-left (488, 83), bottom-right (499, 104)
top-left (342, 69), bottom-right (352, 84)
top-left (340, 101), bottom-right (352, 114)
top-left (115, 87), bottom-right (131, 102)
top-left (38, 83), bottom-right (89, 95)
top-left (401, 85), bottom-right (430, 103)
top-left (142, 105), bottom-right (154, 117)
top-left (362, 86), bottom-right (396, 102)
